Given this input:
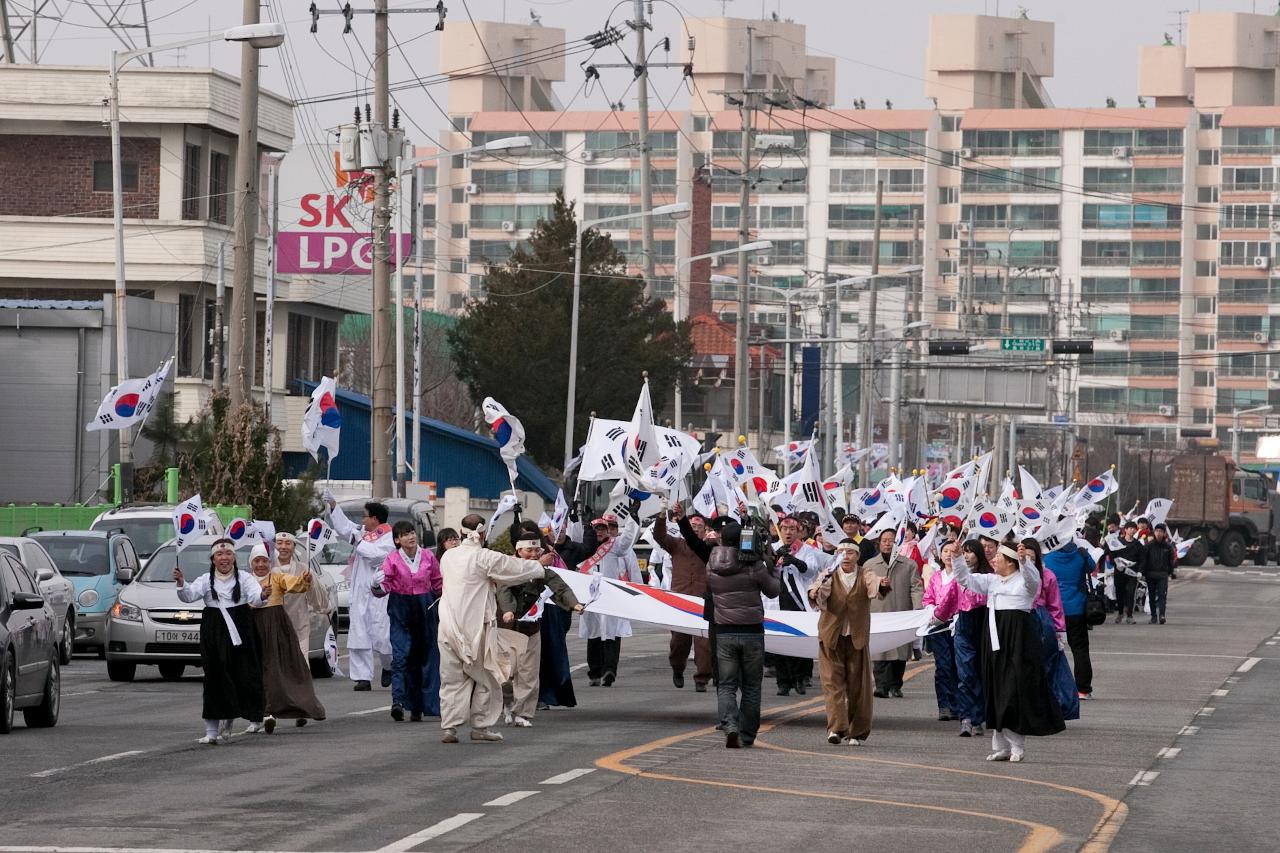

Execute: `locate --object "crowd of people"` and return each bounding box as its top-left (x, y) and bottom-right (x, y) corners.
top-left (172, 488), bottom-right (1177, 763)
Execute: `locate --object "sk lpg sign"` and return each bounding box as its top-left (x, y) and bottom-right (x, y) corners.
top-left (277, 193), bottom-right (409, 274)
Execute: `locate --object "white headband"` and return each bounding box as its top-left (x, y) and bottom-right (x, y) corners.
top-left (835, 542), bottom-right (860, 553)
top-left (515, 538), bottom-right (542, 550)
top-left (998, 545), bottom-right (1020, 562)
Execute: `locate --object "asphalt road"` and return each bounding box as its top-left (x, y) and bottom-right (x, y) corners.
top-left (2, 563), bottom-right (1279, 853)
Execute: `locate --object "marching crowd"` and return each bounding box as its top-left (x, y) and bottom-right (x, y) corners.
top-left (170, 487), bottom-right (1180, 765)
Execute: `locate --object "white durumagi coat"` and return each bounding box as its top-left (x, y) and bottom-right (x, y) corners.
top-left (330, 505), bottom-right (393, 656)
top-left (578, 518), bottom-right (641, 640)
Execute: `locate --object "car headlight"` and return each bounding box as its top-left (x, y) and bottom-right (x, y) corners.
top-left (78, 589), bottom-right (100, 609)
top-left (110, 601), bottom-right (142, 622)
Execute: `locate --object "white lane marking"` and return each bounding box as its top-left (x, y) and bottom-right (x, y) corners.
top-left (1211, 688), bottom-right (1230, 697)
top-left (1129, 770), bottom-right (1160, 786)
top-left (482, 790), bottom-right (539, 807)
top-left (346, 706), bottom-right (392, 717)
top-left (1093, 652), bottom-right (1244, 659)
top-left (1196, 707), bottom-right (1216, 716)
top-left (376, 812), bottom-right (485, 853)
top-left (30, 750), bottom-right (149, 779)
top-left (1179, 725), bottom-right (1200, 736)
top-left (1237, 657), bottom-right (1263, 673)
top-left (1157, 747), bottom-right (1181, 759)
top-left (1265, 641), bottom-right (1276, 646)
top-left (569, 663), bottom-right (588, 672)
top-left (0, 848), bottom-right (331, 853)
top-left (1226, 677), bottom-right (1240, 684)
top-left (541, 768), bottom-right (595, 785)
top-left (61, 690), bottom-right (100, 697)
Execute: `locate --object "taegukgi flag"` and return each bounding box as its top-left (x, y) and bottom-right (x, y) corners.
top-left (86, 358), bottom-right (172, 432)
top-left (482, 396), bottom-right (526, 484)
top-left (302, 376), bottom-right (342, 462)
top-left (172, 495), bottom-right (203, 554)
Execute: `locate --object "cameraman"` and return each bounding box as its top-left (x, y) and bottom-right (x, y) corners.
top-left (705, 520), bottom-right (781, 749)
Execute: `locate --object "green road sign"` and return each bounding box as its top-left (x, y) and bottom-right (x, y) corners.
top-left (1000, 337), bottom-right (1046, 352)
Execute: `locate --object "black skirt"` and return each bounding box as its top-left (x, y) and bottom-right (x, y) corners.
top-left (981, 609), bottom-right (1065, 738)
top-left (200, 604), bottom-right (265, 722)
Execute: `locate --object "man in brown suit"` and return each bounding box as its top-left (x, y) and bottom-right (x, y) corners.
top-left (863, 528), bottom-right (924, 698)
top-left (655, 503), bottom-right (713, 691)
top-left (810, 540), bottom-right (880, 745)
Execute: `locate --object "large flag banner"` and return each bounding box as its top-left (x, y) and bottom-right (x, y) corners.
top-left (1072, 469), bottom-right (1119, 510)
top-left (623, 381), bottom-right (662, 491)
top-left (579, 419), bottom-right (700, 482)
top-left (172, 495), bottom-right (203, 554)
top-left (482, 397), bottom-right (526, 485)
top-left (86, 358), bottom-right (172, 432)
top-left (1144, 498), bottom-right (1173, 527)
top-left (1019, 466), bottom-right (1044, 502)
top-left (966, 497), bottom-right (1014, 541)
top-left (550, 567), bottom-right (928, 659)
top-left (786, 448), bottom-right (843, 541)
top-left (301, 376), bottom-right (342, 462)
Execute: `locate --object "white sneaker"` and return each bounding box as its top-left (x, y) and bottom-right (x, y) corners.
top-left (197, 735), bottom-right (219, 745)
top-left (985, 750), bottom-right (1011, 762)
top-left (218, 720), bottom-right (234, 741)
top-left (1009, 752), bottom-right (1025, 763)
top-left (503, 709), bottom-right (514, 725)
top-left (512, 715), bottom-right (533, 728)
top-left (470, 728), bottom-right (504, 742)
top-left (843, 737), bottom-right (863, 746)
top-left (244, 722), bottom-right (265, 734)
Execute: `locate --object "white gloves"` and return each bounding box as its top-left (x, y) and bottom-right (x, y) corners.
top-left (1056, 631), bottom-right (1068, 653)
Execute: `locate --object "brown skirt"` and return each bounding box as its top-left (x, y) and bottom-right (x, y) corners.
top-left (252, 605), bottom-right (326, 721)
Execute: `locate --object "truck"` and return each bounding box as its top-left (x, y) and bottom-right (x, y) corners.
top-left (1167, 448), bottom-right (1280, 567)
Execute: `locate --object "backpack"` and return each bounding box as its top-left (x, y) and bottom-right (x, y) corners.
top-left (1081, 552), bottom-right (1107, 626)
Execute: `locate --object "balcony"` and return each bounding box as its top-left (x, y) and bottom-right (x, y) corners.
top-left (970, 219), bottom-right (1061, 231)
top-left (1221, 182), bottom-right (1279, 193)
top-left (1083, 182), bottom-right (1183, 194)
top-left (1081, 255), bottom-right (1180, 267)
top-left (1081, 218), bottom-right (1182, 231)
top-left (1081, 289), bottom-right (1180, 303)
top-left (962, 182), bottom-right (1058, 194)
top-left (966, 145), bottom-right (1062, 157)
top-left (1082, 146), bottom-right (1183, 156)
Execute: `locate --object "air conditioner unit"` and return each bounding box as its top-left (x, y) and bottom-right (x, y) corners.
top-left (1271, 192), bottom-right (1280, 204)
top-left (757, 255), bottom-right (772, 266)
top-left (1254, 256), bottom-right (1271, 269)
top-left (957, 222), bottom-right (971, 234)
top-left (1253, 331), bottom-right (1270, 344)
top-left (711, 255), bottom-right (726, 268)
top-left (960, 147), bottom-right (974, 159)
top-left (1267, 370), bottom-right (1280, 381)
top-left (1270, 220), bottom-right (1280, 233)
top-left (465, 183), bottom-right (480, 195)
top-left (1112, 145), bottom-right (1130, 158)
top-left (501, 220), bottom-right (517, 233)
top-left (582, 151), bottom-right (596, 163)
top-left (1109, 329), bottom-right (1129, 342)
top-left (1158, 405), bottom-right (1176, 417)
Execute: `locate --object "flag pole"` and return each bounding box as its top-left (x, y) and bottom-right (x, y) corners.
top-left (127, 356), bottom-right (173, 450)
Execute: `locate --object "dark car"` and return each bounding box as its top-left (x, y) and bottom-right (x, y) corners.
top-left (1, 550), bottom-right (60, 733)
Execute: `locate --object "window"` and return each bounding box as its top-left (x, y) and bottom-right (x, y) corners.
top-left (1220, 278), bottom-right (1280, 302)
top-left (93, 160), bottom-right (137, 192)
top-left (1080, 277), bottom-right (1179, 302)
top-left (451, 223), bottom-right (467, 239)
top-left (1082, 167), bottom-right (1181, 193)
top-left (961, 166), bottom-right (1061, 193)
top-left (941, 115), bottom-right (961, 132)
top-left (1199, 113), bottom-right (1222, 130)
top-left (1219, 240), bottom-right (1271, 266)
top-left (1198, 149), bottom-right (1220, 165)
top-left (1222, 126), bottom-right (1278, 153)
top-left (208, 151), bottom-right (229, 224)
top-left (1195, 259), bottom-right (1217, 276)
top-left (1194, 334), bottom-right (1216, 350)
top-left (470, 204), bottom-right (551, 229)
top-left (473, 168), bottom-right (562, 193)
top-left (1194, 371), bottom-right (1215, 387)
top-left (1195, 297), bottom-right (1216, 314)
top-left (830, 129), bottom-right (925, 157)
top-left (693, 115), bottom-right (710, 133)
top-left (1197, 224), bottom-right (1218, 240)
top-left (471, 131), bottom-right (563, 158)
top-left (178, 294), bottom-right (198, 377)
top-left (254, 307), bottom-right (266, 387)
top-left (961, 129), bottom-right (1060, 155)
top-left (1082, 203), bottom-right (1180, 230)
top-left (1220, 204), bottom-right (1277, 229)
top-left (1194, 408), bottom-right (1214, 424)
top-left (182, 144), bottom-right (201, 220)
top-left (1222, 166), bottom-right (1277, 192)
top-left (828, 204), bottom-right (922, 229)
top-left (711, 205), bottom-right (740, 229)
top-left (938, 186), bottom-right (959, 205)
top-left (451, 187), bottom-right (466, 204)
top-left (1198, 186), bottom-right (1219, 203)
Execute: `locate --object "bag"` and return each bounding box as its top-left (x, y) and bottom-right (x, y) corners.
top-left (1082, 552), bottom-right (1107, 626)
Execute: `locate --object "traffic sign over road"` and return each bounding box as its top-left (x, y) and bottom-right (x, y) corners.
top-left (1001, 337), bottom-right (1046, 352)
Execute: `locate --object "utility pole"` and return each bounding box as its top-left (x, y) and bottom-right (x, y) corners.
top-left (370, 0), bottom-right (393, 498)
top-left (264, 155), bottom-right (281, 423)
top-left (822, 260), bottom-right (837, 472)
top-left (733, 25), bottom-right (754, 442)
top-left (0, 0), bottom-right (14, 64)
top-left (227, 0), bottom-right (261, 407)
top-left (857, 179), bottom-right (883, 484)
top-left (632, 0), bottom-right (656, 294)
top-left (213, 244), bottom-right (224, 392)
top-left (888, 211), bottom-right (919, 472)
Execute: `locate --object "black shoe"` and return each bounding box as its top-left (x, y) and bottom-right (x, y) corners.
top-left (602, 671), bottom-right (615, 687)
top-left (912, 648), bottom-right (922, 661)
top-left (777, 686), bottom-right (791, 697)
top-left (390, 704), bottom-right (405, 722)
top-left (673, 673), bottom-right (685, 689)
top-left (536, 702), bottom-right (550, 711)
top-left (589, 678), bottom-right (601, 687)
top-left (764, 666), bottom-right (776, 678)
top-left (873, 689), bottom-right (888, 699)
top-left (353, 680), bottom-right (372, 692)
top-left (381, 670), bottom-right (393, 688)
top-left (1159, 617), bottom-right (1167, 624)
top-left (410, 712), bottom-right (423, 722)
top-left (1150, 617), bottom-right (1158, 624)
top-left (794, 684), bottom-right (807, 695)
top-left (725, 730), bottom-right (741, 749)
top-left (695, 683), bottom-right (708, 693)
top-left (890, 688), bottom-right (903, 698)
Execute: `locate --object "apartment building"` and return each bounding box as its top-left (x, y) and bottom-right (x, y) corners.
top-left (426, 10), bottom-right (1280, 464)
top-left (0, 63), bottom-right (360, 488)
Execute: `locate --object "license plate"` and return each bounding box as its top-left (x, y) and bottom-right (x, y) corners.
top-left (336, 580), bottom-right (351, 592)
top-left (156, 630), bottom-right (201, 643)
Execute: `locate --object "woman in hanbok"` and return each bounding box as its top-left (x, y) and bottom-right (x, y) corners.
top-left (932, 539), bottom-right (992, 737)
top-left (249, 543), bottom-right (326, 732)
top-left (921, 540), bottom-right (960, 721)
top-left (174, 538), bottom-right (265, 744)
top-left (1020, 538), bottom-right (1080, 721)
top-left (952, 544), bottom-right (1065, 762)
top-left (373, 520), bottom-right (442, 722)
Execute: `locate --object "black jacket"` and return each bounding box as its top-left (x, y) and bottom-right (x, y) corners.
top-left (1141, 539), bottom-right (1177, 580)
top-left (705, 545), bottom-right (780, 632)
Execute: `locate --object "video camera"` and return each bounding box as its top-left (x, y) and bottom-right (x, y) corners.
top-left (737, 511), bottom-right (775, 562)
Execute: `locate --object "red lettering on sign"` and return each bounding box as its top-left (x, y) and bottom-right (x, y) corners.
top-left (299, 194), bottom-right (322, 228)
top-left (325, 195), bottom-right (352, 229)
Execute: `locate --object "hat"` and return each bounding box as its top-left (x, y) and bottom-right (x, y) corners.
top-left (249, 542), bottom-right (270, 562)
top-left (590, 517), bottom-right (609, 527)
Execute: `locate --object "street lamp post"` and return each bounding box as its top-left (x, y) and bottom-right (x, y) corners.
top-left (563, 202), bottom-right (691, 468)
top-left (675, 240), bottom-right (772, 431)
top-left (886, 321), bottom-right (931, 470)
top-left (107, 22), bottom-right (285, 497)
top-left (1231, 404), bottom-right (1273, 463)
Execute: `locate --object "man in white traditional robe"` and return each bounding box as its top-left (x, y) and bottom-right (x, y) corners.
top-left (577, 512), bottom-right (641, 687)
top-left (327, 499), bottom-right (395, 691)
top-left (438, 513), bottom-right (553, 743)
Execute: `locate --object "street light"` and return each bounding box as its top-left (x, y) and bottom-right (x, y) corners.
top-left (886, 321), bottom-right (931, 470)
top-left (673, 240), bottom-right (773, 430)
top-left (1231, 404), bottom-right (1273, 463)
top-left (563, 202), bottom-right (692, 467)
top-left (107, 21), bottom-right (287, 496)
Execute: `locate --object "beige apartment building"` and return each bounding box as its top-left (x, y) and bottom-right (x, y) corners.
top-left (425, 10), bottom-right (1280, 465)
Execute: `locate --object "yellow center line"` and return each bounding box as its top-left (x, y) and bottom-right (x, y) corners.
top-left (595, 660), bottom-right (1128, 852)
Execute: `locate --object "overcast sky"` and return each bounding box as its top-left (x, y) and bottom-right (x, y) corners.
top-left (18, 0), bottom-right (1271, 184)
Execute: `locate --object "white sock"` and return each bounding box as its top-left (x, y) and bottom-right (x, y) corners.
top-left (204, 719), bottom-right (220, 739)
